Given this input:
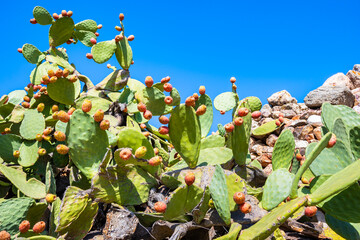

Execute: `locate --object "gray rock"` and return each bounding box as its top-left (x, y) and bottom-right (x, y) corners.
top-left (267, 90), bottom-right (297, 106)
top-left (295, 140), bottom-right (309, 150)
top-left (298, 103), bottom-right (309, 111)
top-left (260, 104), bottom-right (272, 118)
top-left (272, 109), bottom-right (296, 119)
top-left (346, 70), bottom-right (360, 89)
top-left (307, 115), bottom-right (322, 127)
top-left (266, 134), bottom-right (278, 147)
top-left (354, 64), bottom-right (360, 72)
top-left (322, 73), bottom-right (354, 90)
top-left (289, 120), bottom-right (307, 128)
top-left (103, 207), bottom-right (139, 240)
top-left (304, 85), bottom-right (355, 108)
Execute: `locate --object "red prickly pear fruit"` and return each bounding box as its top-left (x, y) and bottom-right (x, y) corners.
top-left (143, 110), bottom-right (152, 120)
top-left (234, 117), bottom-right (244, 126)
top-left (161, 76), bottom-right (171, 83)
top-left (239, 202), bottom-right (252, 214)
top-left (127, 35), bottom-right (135, 41)
top-left (196, 105), bottom-right (207, 116)
top-left (309, 177), bottom-right (315, 184)
top-left (67, 10), bottom-right (73, 17)
top-left (149, 156), bottom-right (162, 166)
top-left (185, 96), bottom-right (196, 107)
top-left (238, 108), bottom-right (249, 117)
top-left (40, 86), bottom-right (47, 92)
top-left (296, 153), bottom-right (302, 161)
top-left (301, 177), bottom-right (309, 184)
top-left (158, 126), bottom-right (169, 135)
top-left (279, 113), bottom-right (284, 118)
top-left (55, 69), bottom-right (63, 78)
top-left (32, 221), bottom-right (46, 234)
top-left (30, 18), bottom-right (37, 24)
top-left (61, 10), bottom-right (67, 16)
top-left (37, 103), bottom-right (45, 112)
top-left (52, 105), bottom-right (59, 112)
top-left (58, 111), bottom-right (70, 123)
top-left (119, 148), bottom-right (132, 160)
top-left (251, 111), bottom-right (261, 118)
top-left (86, 53), bottom-right (93, 59)
top-left (53, 13), bottom-right (59, 20)
top-left (135, 146), bottom-right (147, 158)
top-left (199, 86), bottom-right (206, 95)
top-left (220, 110), bottom-right (225, 115)
top-left (145, 76), bottom-right (154, 87)
top-left (17, 48), bottom-right (23, 53)
top-left (233, 192), bottom-right (245, 205)
top-left (90, 38), bottom-right (97, 45)
top-left (163, 83), bottom-right (172, 92)
top-left (52, 112), bottom-right (58, 119)
top-left (93, 109), bottom-right (104, 122)
top-left (159, 116), bottom-right (169, 124)
top-left (107, 64), bottom-right (111, 68)
top-left (54, 131), bottom-right (66, 142)
top-left (278, 116), bottom-right (284, 123)
top-left (230, 77), bottom-right (236, 83)
top-left (232, 84), bottom-right (237, 91)
top-left (33, 93), bottom-right (40, 100)
top-left (97, 24), bottom-right (103, 29)
top-left (82, 99), bottom-right (92, 113)
top-left (35, 133), bottom-right (43, 142)
top-left (38, 148), bottom-right (46, 156)
top-left (119, 13), bottom-right (125, 21)
top-left (154, 201), bottom-right (167, 213)
top-left (49, 76), bottom-right (57, 83)
top-left (100, 120), bottom-right (110, 130)
top-left (95, 32), bottom-right (99, 37)
top-left (56, 144), bottom-right (69, 155)
top-left (184, 172), bottom-right (195, 186)
top-left (69, 75), bottom-right (78, 83)
top-left (225, 123), bottom-right (234, 133)
top-left (164, 96), bottom-right (173, 105)
top-left (304, 206), bottom-right (317, 217)
top-left (115, 35), bottom-right (123, 42)
top-left (142, 132), bottom-right (150, 137)
top-left (63, 68), bottom-right (70, 77)
top-left (275, 119), bottom-right (281, 126)
top-left (67, 107), bottom-right (76, 115)
top-left (0, 231), bottom-right (11, 240)
top-left (45, 193), bottom-right (57, 203)
top-left (140, 123), bottom-right (146, 129)
top-left (23, 96), bottom-right (30, 102)
top-left (41, 75), bottom-right (49, 84)
top-left (47, 69), bottom-right (55, 77)
top-left (22, 102), bottom-right (30, 108)
top-left (115, 26), bottom-right (122, 31)
top-left (154, 147), bottom-right (159, 155)
top-left (13, 150), bottom-right (20, 158)
top-left (193, 93), bottom-right (199, 101)
top-left (137, 102), bottom-right (147, 112)
top-left (19, 220), bottom-right (31, 233)
top-left (327, 134), bottom-right (337, 148)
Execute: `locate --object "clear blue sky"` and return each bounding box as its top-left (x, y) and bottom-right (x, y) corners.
top-left (3, 1), bottom-right (360, 133)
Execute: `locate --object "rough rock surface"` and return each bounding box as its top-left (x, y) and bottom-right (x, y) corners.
top-left (322, 72), bottom-right (354, 89)
top-left (304, 85), bottom-right (355, 108)
top-left (267, 90), bottom-right (297, 106)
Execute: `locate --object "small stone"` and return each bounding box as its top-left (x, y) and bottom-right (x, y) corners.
top-left (346, 70), bottom-right (360, 89)
top-left (295, 140), bottom-right (309, 151)
top-left (263, 164), bottom-right (273, 175)
top-left (258, 155), bottom-right (272, 168)
top-left (307, 115), bottom-right (322, 127)
top-left (267, 90), bottom-right (297, 106)
top-left (289, 119), bottom-right (307, 128)
top-left (260, 104), bottom-right (272, 118)
top-left (266, 134), bottom-right (278, 147)
top-left (300, 125), bottom-right (313, 140)
top-left (313, 127), bottom-right (322, 140)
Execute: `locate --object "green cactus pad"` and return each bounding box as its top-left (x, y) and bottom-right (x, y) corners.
top-left (193, 186), bottom-right (211, 224)
top-left (262, 168), bottom-right (294, 210)
top-left (225, 171), bottom-right (246, 211)
top-left (8, 90), bottom-right (27, 106)
top-left (91, 40), bottom-right (117, 64)
top-left (214, 92), bottom-right (237, 112)
top-left (74, 30), bottom-right (97, 47)
top-left (325, 214), bottom-right (360, 240)
top-left (91, 164), bottom-right (157, 205)
top-left (0, 197), bottom-right (35, 235)
top-left (75, 19), bottom-right (98, 33)
top-left (33, 6), bottom-right (53, 25)
top-left (49, 197), bottom-right (61, 236)
top-left (308, 140), bottom-right (354, 176)
top-left (142, 87), bottom-right (172, 116)
top-left (252, 120), bottom-right (281, 136)
top-left (66, 109), bottom-right (109, 179)
top-left (245, 96), bottom-right (262, 111)
top-left (49, 16), bottom-right (75, 47)
top-left (95, 69), bottom-right (129, 92)
top-left (214, 222), bottom-right (242, 240)
top-left (19, 109), bottom-right (45, 140)
top-left (321, 102), bottom-right (360, 132)
top-left (195, 94), bottom-right (213, 137)
top-left (217, 123), bottom-right (226, 137)
top-left (47, 77), bottom-right (81, 105)
top-left (55, 120), bottom-right (68, 133)
top-left (45, 161), bottom-right (56, 194)
top-left (349, 126), bottom-right (360, 160)
top-left (51, 47), bottom-right (69, 61)
top-left (0, 134), bottom-right (22, 163)
top-left (272, 130), bottom-right (295, 171)
top-left (239, 196), bottom-right (307, 240)
top-left (45, 54), bottom-right (74, 72)
top-left (200, 135), bottom-right (225, 149)
top-left (30, 61), bottom-right (58, 85)
top-left (332, 118), bottom-right (351, 150)
top-left (169, 104), bottom-right (201, 168)
top-left (231, 101), bottom-right (252, 166)
top-left (209, 165), bottom-right (231, 225)
top-left (22, 43), bottom-right (45, 64)
top-left (115, 36), bottom-right (133, 70)
top-left (0, 164), bottom-right (46, 199)
top-left (170, 87), bottom-right (181, 106)
top-left (18, 140), bottom-right (39, 167)
top-left (26, 202), bottom-right (48, 226)
top-left (75, 95), bottom-right (111, 115)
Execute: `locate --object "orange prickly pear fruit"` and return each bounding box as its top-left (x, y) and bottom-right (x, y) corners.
top-left (57, 111), bottom-right (70, 123)
top-left (163, 83), bottom-right (172, 92)
top-left (54, 131), bottom-right (66, 142)
top-left (32, 221), bottom-right (46, 234)
top-left (196, 105), bottom-right (207, 116)
top-left (238, 108), bottom-right (249, 117)
top-left (38, 148), bottom-right (47, 156)
top-left (251, 111), bottom-right (261, 118)
top-left (158, 126), bottom-right (169, 135)
top-left (100, 120), bottom-right (110, 130)
top-left (135, 146), bottom-right (147, 158)
top-left (149, 156), bottom-right (162, 166)
top-left (224, 123), bottom-right (234, 133)
top-left (184, 172), bottom-right (195, 186)
top-left (137, 102), bottom-right (147, 112)
top-left (52, 105), bottom-right (59, 112)
top-left (93, 109), bottom-right (104, 122)
top-left (159, 115), bottom-right (169, 124)
top-left (45, 193), bottom-right (57, 203)
top-left (19, 220), bottom-right (30, 233)
top-left (239, 202), bottom-right (251, 214)
top-left (154, 201), bottom-right (167, 213)
top-left (82, 99), bottom-right (92, 113)
top-left (327, 134), bottom-right (337, 148)
top-left (0, 230), bottom-right (11, 240)
top-left (13, 150), bottom-right (20, 158)
top-left (233, 192), bottom-right (245, 205)
top-left (230, 77), bottom-right (236, 83)
top-left (56, 144), bottom-right (69, 155)
top-left (234, 117), bottom-right (244, 126)
top-left (164, 96), bottom-right (173, 105)
top-left (145, 76), bottom-right (153, 87)
top-left (305, 206), bottom-right (317, 217)
top-left (143, 110), bottom-right (152, 120)
top-left (119, 148), bottom-right (132, 160)
top-left (37, 103), bottom-right (45, 112)
top-left (199, 86), bottom-right (205, 95)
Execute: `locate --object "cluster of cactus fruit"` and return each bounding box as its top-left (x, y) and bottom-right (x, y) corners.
top-left (0, 5), bottom-right (360, 240)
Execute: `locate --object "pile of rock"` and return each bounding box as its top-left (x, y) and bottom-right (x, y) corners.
top-left (249, 64), bottom-right (360, 172)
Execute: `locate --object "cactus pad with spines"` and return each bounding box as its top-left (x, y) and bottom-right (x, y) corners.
top-left (214, 92), bottom-right (237, 112)
top-left (75, 95), bottom-right (111, 115)
top-left (245, 96), bottom-right (262, 111)
top-left (272, 129), bottom-right (295, 171)
top-left (0, 134), bottom-right (22, 163)
top-left (74, 30), bottom-right (97, 47)
top-left (33, 6), bottom-right (53, 25)
top-left (47, 77), bottom-right (81, 105)
top-left (91, 40), bottom-right (117, 64)
top-left (22, 43), bottom-right (45, 64)
top-left (169, 104), bottom-right (201, 168)
top-left (18, 140), bottom-right (39, 167)
top-left (49, 16), bottom-right (75, 47)
top-left (170, 87), bottom-right (181, 106)
top-left (30, 61), bottom-right (58, 85)
top-left (200, 135), bottom-right (225, 149)
top-left (45, 54), bottom-right (74, 72)
top-left (75, 19), bottom-right (98, 32)
top-left (195, 94), bottom-right (213, 137)
top-left (142, 87), bottom-right (172, 116)
top-left (115, 36), bottom-right (133, 70)
top-left (252, 120), bottom-right (282, 136)
top-left (321, 102), bottom-right (360, 132)
top-left (20, 109), bottom-right (45, 140)
top-left (349, 126), bottom-right (360, 160)
top-left (325, 214), bottom-right (360, 240)
top-left (332, 118), bottom-right (351, 150)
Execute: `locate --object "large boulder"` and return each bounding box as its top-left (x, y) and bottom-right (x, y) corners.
top-left (322, 73), bottom-right (354, 90)
top-left (267, 90), bottom-right (297, 106)
top-left (346, 70), bottom-right (360, 89)
top-left (304, 85), bottom-right (355, 108)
